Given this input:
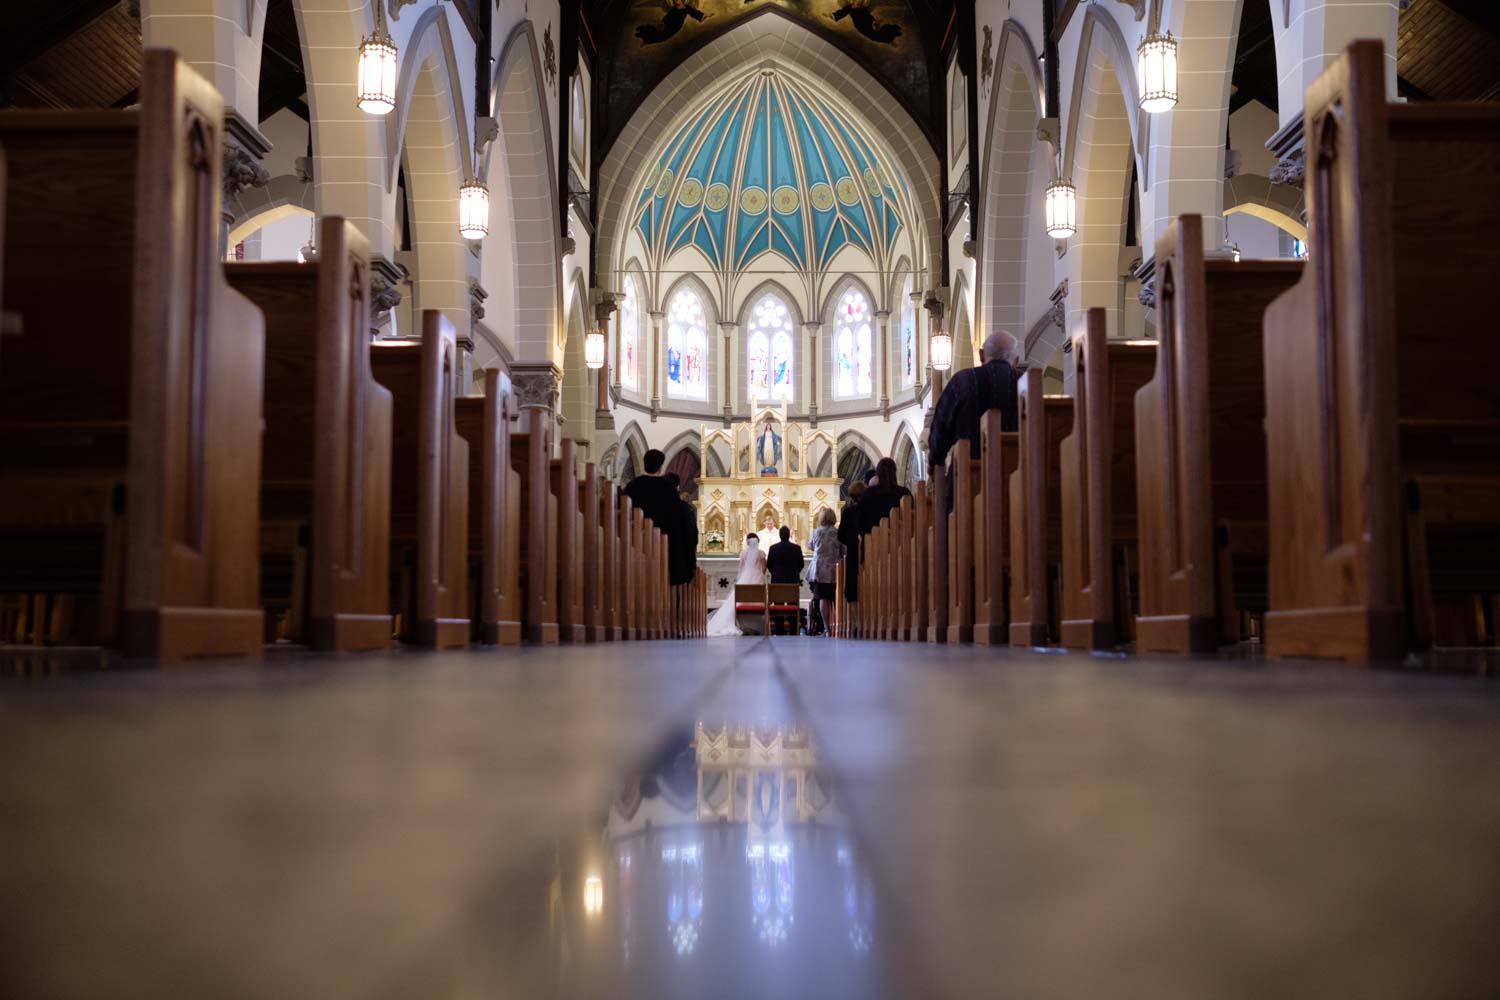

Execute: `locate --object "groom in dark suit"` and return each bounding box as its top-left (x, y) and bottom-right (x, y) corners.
top-left (766, 525), bottom-right (804, 584)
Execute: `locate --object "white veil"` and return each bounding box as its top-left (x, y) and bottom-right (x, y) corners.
top-left (707, 535), bottom-right (766, 636)
top-left (735, 535), bottom-right (765, 583)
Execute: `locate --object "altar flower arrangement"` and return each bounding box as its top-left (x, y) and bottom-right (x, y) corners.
top-left (706, 530), bottom-right (725, 552)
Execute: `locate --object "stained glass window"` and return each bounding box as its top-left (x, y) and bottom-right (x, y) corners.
top-left (746, 292), bottom-right (794, 402)
top-left (666, 286), bottom-right (708, 401)
top-left (833, 287), bottom-right (873, 400)
top-left (620, 274), bottom-right (640, 391)
top-left (900, 273), bottom-right (916, 388)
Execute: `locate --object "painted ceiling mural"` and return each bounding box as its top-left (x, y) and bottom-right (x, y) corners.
top-left (631, 66), bottom-right (912, 275)
top-left (589, 2), bottom-right (937, 156)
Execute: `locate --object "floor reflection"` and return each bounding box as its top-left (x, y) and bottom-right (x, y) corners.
top-left (559, 719), bottom-right (892, 1000)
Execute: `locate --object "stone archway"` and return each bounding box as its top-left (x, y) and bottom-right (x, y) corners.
top-left (483, 21), bottom-right (562, 368)
top-left (977, 20), bottom-right (1045, 342)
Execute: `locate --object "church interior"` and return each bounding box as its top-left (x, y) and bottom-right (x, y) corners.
top-left (2, 0), bottom-right (1499, 995)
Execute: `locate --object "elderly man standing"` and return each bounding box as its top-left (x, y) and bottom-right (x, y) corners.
top-left (927, 330), bottom-right (1022, 475)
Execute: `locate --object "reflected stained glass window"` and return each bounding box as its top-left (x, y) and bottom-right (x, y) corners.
top-left (620, 274), bottom-right (640, 391)
top-left (900, 273), bottom-right (915, 389)
top-left (666, 287), bottom-right (708, 401)
top-left (833, 287), bottom-right (873, 400)
top-left (746, 292), bottom-right (794, 401)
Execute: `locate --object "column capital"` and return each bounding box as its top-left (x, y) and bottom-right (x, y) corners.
top-left (802, 321), bottom-right (822, 334)
top-left (510, 364), bottom-right (563, 411)
top-left (874, 309), bottom-right (892, 321)
top-left (718, 321), bottom-right (739, 334)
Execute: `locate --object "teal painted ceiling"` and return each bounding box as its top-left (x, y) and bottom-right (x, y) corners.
top-left (633, 67), bottom-right (908, 274)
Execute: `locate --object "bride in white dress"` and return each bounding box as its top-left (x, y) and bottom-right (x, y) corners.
top-left (706, 534), bottom-right (767, 636)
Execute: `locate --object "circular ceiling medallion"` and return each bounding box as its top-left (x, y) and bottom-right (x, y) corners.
top-left (704, 182), bottom-right (730, 211)
top-left (740, 186), bottom-right (767, 214)
top-left (678, 178), bottom-right (703, 207)
top-left (656, 167), bottom-right (674, 197)
top-left (772, 186), bottom-right (799, 214)
top-left (640, 163), bottom-right (659, 193)
top-left (862, 168), bottom-right (882, 196)
top-left (836, 176), bottom-right (861, 206)
top-left (808, 183), bottom-right (835, 212)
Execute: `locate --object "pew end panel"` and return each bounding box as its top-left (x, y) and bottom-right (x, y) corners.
top-left (1059, 310), bottom-right (1156, 650)
top-left (1264, 41), bottom-right (1500, 661)
top-left (1009, 369), bottom-right (1073, 647)
top-left (974, 416), bottom-right (1019, 646)
top-left (1, 51), bottom-right (268, 658)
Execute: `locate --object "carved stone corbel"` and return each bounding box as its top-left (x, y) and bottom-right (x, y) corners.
top-left (1269, 150), bottom-right (1305, 189)
top-left (469, 278), bottom-right (488, 326)
top-left (1114, 0), bottom-right (1147, 20)
top-left (370, 256), bottom-right (408, 334)
top-left (1036, 118), bottom-right (1061, 160)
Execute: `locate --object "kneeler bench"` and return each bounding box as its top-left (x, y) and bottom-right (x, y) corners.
top-left (735, 583), bottom-right (768, 635)
top-left (767, 583), bottom-right (801, 635)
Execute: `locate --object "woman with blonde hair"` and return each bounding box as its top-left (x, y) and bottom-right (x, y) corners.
top-left (807, 506), bottom-right (845, 637)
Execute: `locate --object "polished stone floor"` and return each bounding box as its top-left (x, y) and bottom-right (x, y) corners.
top-left (2, 638), bottom-right (1499, 999)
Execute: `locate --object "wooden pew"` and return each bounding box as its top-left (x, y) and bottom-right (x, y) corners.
top-left (0, 51), bottom-right (265, 658)
top-left (511, 413), bottom-right (559, 644)
top-left (1134, 214), bottom-right (1301, 654)
top-left (454, 374), bottom-right (522, 645)
top-left (927, 465), bottom-right (948, 642)
top-left (1262, 41), bottom-right (1500, 659)
top-left (550, 439), bottom-right (585, 643)
top-left (582, 465), bottom-right (611, 643)
top-left (598, 480), bottom-right (620, 640)
top-left (944, 444), bottom-right (981, 643)
top-left (1009, 368), bottom-right (1075, 647)
top-left (369, 312), bottom-right (469, 649)
top-left (1058, 310), bottom-right (1156, 650)
top-left (972, 413), bottom-right (1020, 645)
top-left (907, 482), bottom-right (930, 643)
top-left (226, 216), bottom-right (393, 652)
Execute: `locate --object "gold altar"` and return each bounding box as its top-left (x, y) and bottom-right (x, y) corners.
top-left (695, 402), bottom-right (844, 550)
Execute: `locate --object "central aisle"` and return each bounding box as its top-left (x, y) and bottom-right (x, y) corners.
top-left (1, 639), bottom-right (1498, 998)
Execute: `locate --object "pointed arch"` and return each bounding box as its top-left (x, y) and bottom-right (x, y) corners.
top-left (977, 20), bottom-right (1045, 343)
top-left (661, 274), bottom-right (719, 407)
top-left (483, 21), bottom-right (562, 363)
top-left (823, 275), bottom-right (878, 406)
top-left (737, 280), bottom-right (802, 409)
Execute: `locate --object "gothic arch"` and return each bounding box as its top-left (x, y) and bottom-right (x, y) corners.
top-left (660, 273), bottom-right (720, 411)
top-left (1224, 174), bottom-right (1307, 241)
top-left (736, 280), bottom-right (804, 409)
top-left (560, 267), bottom-right (593, 443)
top-left (821, 274), bottom-right (880, 408)
top-left (597, 16), bottom-right (939, 291)
top-left (227, 173), bottom-right (314, 244)
top-left (483, 21), bottom-right (562, 363)
top-left (977, 20), bottom-right (1045, 342)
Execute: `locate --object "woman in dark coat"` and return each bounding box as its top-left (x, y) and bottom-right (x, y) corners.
top-left (838, 479), bottom-right (867, 603)
top-left (858, 457), bottom-right (913, 537)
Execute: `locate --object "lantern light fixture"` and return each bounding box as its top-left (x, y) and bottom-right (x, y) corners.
top-left (585, 327), bottom-right (606, 369)
top-left (1044, 178), bottom-right (1077, 238)
top-left (356, 22), bottom-right (398, 115)
top-left (584, 875), bottom-right (604, 915)
top-left (930, 326), bottom-right (953, 372)
top-left (458, 177), bottom-right (489, 239)
top-left (1137, 31), bottom-right (1179, 114)
top-left (1230, 242), bottom-right (1242, 263)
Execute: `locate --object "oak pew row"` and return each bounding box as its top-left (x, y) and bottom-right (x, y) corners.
top-left (226, 216), bottom-right (393, 652)
top-left (1009, 369), bottom-right (1075, 647)
top-left (1263, 40), bottom-right (1500, 659)
top-left (455, 374), bottom-right (521, 646)
top-left (0, 50), bottom-right (266, 658)
top-left (369, 314), bottom-right (469, 649)
top-left (1135, 215), bottom-right (1302, 654)
top-left (1058, 311), bottom-right (1155, 651)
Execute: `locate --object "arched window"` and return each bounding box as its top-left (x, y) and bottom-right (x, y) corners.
top-left (666, 286), bottom-right (708, 400)
top-left (832, 286), bottom-right (873, 400)
top-left (746, 291), bottom-right (794, 402)
top-left (620, 274), bottom-right (640, 391)
top-left (899, 273), bottom-right (916, 389)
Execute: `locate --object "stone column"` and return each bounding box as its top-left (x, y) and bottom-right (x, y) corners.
top-left (802, 321), bottom-right (820, 426)
top-left (874, 309), bottom-right (891, 418)
top-left (719, 321), bottom-right (738, 426)
top-left (649, 310), bottom-right (665, 420)
top-left (595, 296), bottom-right (622, 429)
top-left (924, 295), bottom-right (945, 422)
